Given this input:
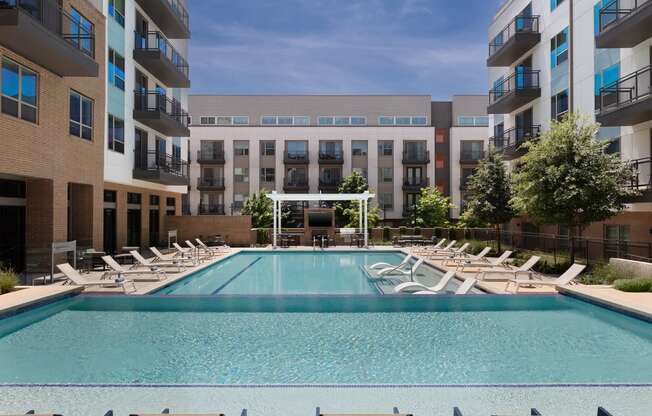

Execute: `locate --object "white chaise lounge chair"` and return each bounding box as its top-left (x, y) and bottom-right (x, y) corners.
top-left (427, 242), bottom-right (469, 259)
top-left (101, 256), bottom-right (167, 281)
top-left (368, 258), bottom-right (424, 279)
top-left (393, 270), bottom-right (456, 294)
top-left (57, 263), bottom-right (136, 293)
top-left (413, 238), bottom-right (446, 253)
top-left (130, 251), bottom-right (186, 273)
top-left (422, 240), bottom-right (456, 254)
top-left (369, 254), bottom-right (412, 270)
top-left (505, 263), bottom-right (586, 293)
top-left (414, 277), bottom-right (477, 295)
top-left (196, 238), bottom-right (229, 254)
top-left (477, 255), bottom-right (541, 281)
top-left (445, 247), bottom-right (491, 265)
top-left (185, 240), bottom-right (216, 259)
top-left (453, 250), bottom-right (513, 272)
top-left (149, 247), bottom-right (194, 265)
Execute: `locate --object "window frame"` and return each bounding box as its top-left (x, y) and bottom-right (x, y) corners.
top-left (260, 167), bottom-right (275, 183)
top-left (69, 89), bottom-right (93, 141)
top-left (1, 57), bottom-right (39, 123)
top-left (107, 113), bottom-right (125, 153)
top-left (351, 140), bottom-right (368, 156)
top-left (550, 27), bottom-right (569, 68)
top-left (108, 48), bottom-right (125, 91)
top-left (234, 141), bottom-right (249, 156)
top-left (551, 89), bottom-right (569, 121)
top-left (261, 141), bottom-right (275, 156)
top-left (200, 116), bottom-right (216, 125)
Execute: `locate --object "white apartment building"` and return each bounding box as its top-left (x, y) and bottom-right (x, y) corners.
top-left (487, 0), bottom-right (652, 242)
top-left (101, 0), bottom-right (191, 251)
top-left (186, 95), bottom-right (488, 226)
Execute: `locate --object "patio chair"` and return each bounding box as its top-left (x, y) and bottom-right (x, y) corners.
top-left (149, 247), bottom-right (194, 264)
top-left (185, 240), bottom-right (217, 259)
top-left (393, 270), bottom-right (456, 293)
top-left (101, 256), bottom-right (167, 282)
top-left (426, 242), bottom-right (469, 259)
top-left (505, 263), bottom-right (586, 293)
top-left (130, 251), bottom-right (186, 273)
top-left (444, 247), bottom-right (491, 266)
top-left (368, 254), bottom-right (412, 270)
top-left (57, 263), bottom-right (135, 293)
top-left (413, 238), bottom-right (446, 253)
top-left (477, 255), bottom-right (541, 281)
top-left (317, 406), bottom-right (411, 416)
top-left (453, 250), bottom-right (513, 272)
top-left (414, 277), bottom-right (477, 295)
top-left (367, 259), bottom-right (424, 279)
top-left (196, 238), bottom-right (229, 254)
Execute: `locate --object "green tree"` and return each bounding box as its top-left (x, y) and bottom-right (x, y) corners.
top-left (415, 187), bottom-right (454, 227)
top-left (464, 148), bottom-right (515, 251)
top-left (512, 113), bottom-right (638, 262)
top-left (241, 190), bottom-right (274, 228)
top-left (342, 201), bottom-right (382, 229)
top-left (334, 171), bottom-right (369, 226)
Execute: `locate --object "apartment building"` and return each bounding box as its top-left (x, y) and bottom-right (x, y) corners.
top-left (487, 0), bottom-right (652, 241)
top-left (187, 95), bottom-right (488, 225)
top-left (102, 0), bottom-right (191, 253)
top-left (0, 0), bottom-right (106, 271)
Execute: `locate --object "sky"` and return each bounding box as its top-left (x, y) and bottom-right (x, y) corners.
top-left (187, 0), bottom-right (504, 100)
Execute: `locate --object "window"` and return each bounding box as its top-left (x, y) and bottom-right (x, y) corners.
top-left (550, 28), bottom-right (569, 68)
top-left (595, 63), bottom-right (620, 109)
top-left (261, 142), bottom-right (275, 156)
top-left (261, 116), bottom-right (310, 125)
top-left (379, 116), bottom-right (394, 125)
top-left (319, 116), bottom-right (367, 126)
top-left (69, 90), bottom-right (93, 140)
top-left (379, 167), bottom-right (393, 183)
top-left (351, 116), bottom-right (366, 125)
top-left (411, 116), bottom-right (427, 125)
top-left (69, 9), bottom-right (94, 56)
top-left (150, 195), bottom-right (160, 206)
top-left (461, 141), bottom-right (484, 161)
top-left (200, 116), bottom-right (216, 125)
top-left (216, 116), bottom-right (232, 125)
top-left (293, 116), bottom-right (310, 125)
top-left (378, 116), bottom-right (427, 125)
top-left (108, 48), bottom-right (125, 90)
top-left (551, 90), bottom-right (569, 121)
top-left (104, 190), bottom-right (117, 203)
top-left (457, 116), bottom-right (489, 126)
top-left (1, 58), bottom-right (38, 123)
top-left (109, 0), bottom-right (125, 26)
top-left (379, 193), bottom-right (393, 210)
top-left (352, 141), bottom-right (368, 156)
top-left (127, 193), bottom-right (142, 204)
top-left (551, 0), bottom-right (565, 11)
top-left (378, 141), bottom-right (393, 156)
top-left (319, 116), bottom-right (334, 125)
top-left (395, 116), bottom-right (411, 125)
top-left (605, 225), bottom-right (630, 241)
top-left (260, 168), bottom-right (275, 183)
top-left (234, 141), bottom-right (249, 156)
top-left (234, 167), bottom-right (249, 182)
top-left (262, 116), bottom-right (276, 125)
top-left (107, 114), bottom-right (124, 153)
top-left (233, 116), bottom-right (249, 125)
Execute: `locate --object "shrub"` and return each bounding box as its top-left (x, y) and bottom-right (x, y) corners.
top-left (578, 263), bottom-right (636, 285)
top-left (465, 239), bottom-right (494, 256)
top-left (614, 278), bottom-right (652, 293)
top-left (0, 268), bottom-right (19, 294)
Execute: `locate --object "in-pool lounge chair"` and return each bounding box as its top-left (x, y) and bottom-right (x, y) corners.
top-left (477, 255), bottom-right (541, 281)
top-left (130, 251), bottom-right (186, 273)
top-left (127, 410), bottom-right (226, 416)
top-left (427, 242), bottom-right (469, 259)
top-left (3, 412), bottom-right (63, 416)
top-left (453, 250), bottom-right (513, 272)
top-left (454, 407), bottom-right (542, 416)
top-left (317, 406), bottom-right (411, 416)
top-left (393, 270), bottom-right (456, 293)
top-left (101, 256), bottom-right (167, 282)
top-left (57, 263), bottom-right (136, 293)
top-left (367, 259), bottom-right (424, 279)
top-left (505, 263), bottom-right (586, 293)
top-left (368, 254), bottom-right (412, 270)
top-left (414, 277), bottom-right (477, 295)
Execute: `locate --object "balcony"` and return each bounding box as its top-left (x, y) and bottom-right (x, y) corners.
top-left (402, 178), bottom-right (429, 192)
top-left (596, 66), bottom-right (652, 126)
top-left (283, 179), bottom-right (309, 192)
top-left (284, 150), bottom-right (309, 164)
top-left (318, 150), bottom-right (344, 164)
top-left (459, 151), bottom-right (485, 164)
top-left (133, 151), bottom-right (189, 186)
top-left (487, 15), bottom-right (540, 67)
top-left (489, 125), bottom-right (541, 160)
top-left (133, 91), bottom-right (190, 137)
top-left (596, 0), bottom-right (652, 48)
top-left (488, 70), bottom-right (541, 114)
top-left (402, 150), bottom-right (430, 164)
top-left (134, 31), bottom-right (190, 88)
top-left (196, 150), bottom-right (225, 164)
top-left (134, 0), bottom-right (189, 39)
top-left (199, 203), bottom-right (225, 215)
top-left (319, 178), bottom-right (341, 192)
top-left (197, 177), bottom-right (225, 191)
top-left (625, 157), bottom-right (652, 202)
top-left (0, 0), bottom-right (98, 76)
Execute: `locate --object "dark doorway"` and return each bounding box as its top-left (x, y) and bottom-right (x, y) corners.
top-left (127, 209), bottom-right (141, 247)
top-left (0, 206), bottom-right (26, 272)
top-left (103, 208), bottom-right (116, 254)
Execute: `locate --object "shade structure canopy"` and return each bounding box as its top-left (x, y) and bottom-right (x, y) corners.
top-left (266, 191), bottom-right (375, 248)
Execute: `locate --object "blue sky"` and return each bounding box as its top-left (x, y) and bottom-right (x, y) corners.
top-left (188, 0), bottom-right (503, 100)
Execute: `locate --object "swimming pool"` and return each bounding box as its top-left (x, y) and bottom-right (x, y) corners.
top-left (1, 294), bottom-right (651, 385)
top-left (156, 251), bottom-right (444, 295)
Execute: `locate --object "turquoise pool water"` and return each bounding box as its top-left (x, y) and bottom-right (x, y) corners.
top-left (1, 295), bottom-right (651, 385)
top-left (157, 251), bottom-right (410, 295)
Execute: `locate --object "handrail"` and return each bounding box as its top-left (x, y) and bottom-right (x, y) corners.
top-left (318, 150), bottom-right (344, 160)
top-left (489, 15), bottom-right (540, 57)
top-left (197, 150), bottom-right (225, 162)
top-left (599, 0), bottom-right (650, 32)
top-left (597, 65), bottom-right (651, 113)
top-left (134, 90), bottom-right (189, 125)
top-left (1, 0), bottom-right (96, 58)
top-left (197, 177), bottom-right (225, 188)
top-left (163, 0), bottom-right (189, 31)
top-left (403, 178), bottom-right (429, 187)
top-left (402, 150), bottom-right (430, 163)
top-left (489, 69), bottom-right (540, 104)
top-left (284, 150), bottom-right (309, 161)
top-left (490, 125), bottom-right (541, 149)
top-left (134, 150), bottom-right (188, 177)
top-left (460, 151), bottom-right (485, 161)
top-left (199, 203), bottom-right (225, 215)
top-left (319, 178), bottom-right (342, 187)
top-left (134, 31), bottom-right (189, 78)
top-left (625, 156), bottom-right (652, 190)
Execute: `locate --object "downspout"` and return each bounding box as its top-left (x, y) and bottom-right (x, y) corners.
top-left (569, 0), bottom-right (574, 111)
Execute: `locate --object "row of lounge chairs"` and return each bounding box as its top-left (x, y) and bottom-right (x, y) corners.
top-left (55, 239), bottom-right (229, 293)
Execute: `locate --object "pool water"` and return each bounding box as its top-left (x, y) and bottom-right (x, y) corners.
top-left (157, 251), bottom-right (410, 295)
top-left (1, 295), bottom-right (651, 385)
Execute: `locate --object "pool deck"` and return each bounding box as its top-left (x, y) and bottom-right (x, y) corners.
top-left (0, 285), bottom-right (82, 316)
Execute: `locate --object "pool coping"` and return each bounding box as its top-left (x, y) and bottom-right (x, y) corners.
top-left (1, 382), bottom-right (651, 388)
top-left (0, 286), bottom-right (82, 320)
top-left (558, 285), bottom-right (652, 324)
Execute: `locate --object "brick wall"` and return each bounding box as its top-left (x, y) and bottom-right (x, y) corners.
top-left (165, 215), bottom-right (253, 247)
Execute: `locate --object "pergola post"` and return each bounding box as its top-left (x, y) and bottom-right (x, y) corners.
top-left (364, 198), bottom-right (368, 248)
top-left (272, 197), bottom-right (277, 248)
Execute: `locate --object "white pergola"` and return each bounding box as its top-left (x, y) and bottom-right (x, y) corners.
top-left (267, 191), bottom-right (375, 248)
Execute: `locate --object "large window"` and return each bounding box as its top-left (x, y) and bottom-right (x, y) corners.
top-left (352, 141), bottom-right (368, 156)
top-left (379, 193), bottom-right (393, 210)
top-left (108, 0), bottom-right (125, 26)
top-left (108, 49), bottom-right (125, 91)
top-left (551, 0), bottom-right (565, 11)
top-left (457, 116), bottom-right (489, 126)
top-left (234, 167), bottom-right (249, 182)
top-left (200, 116), bottom-right (216, 125)
top-left (261, 141), bottom-right (275, 156)
top-left (378, 141), bottom-right (393, 156)
top-left (319, 116), bottom-right (367, 126)
top-left (379, 167), bottom-right (393, 183)
top-left (70, 8), bottom-right (94, 56)
top-left (262, 115), bottom-right (310, 125)
top-left (461, 141), bottom-right (484, 161)
top-left (69, 90), bottom-right (93, 140)
top-left (550, 27), bottom-right (569, 68)
top-left (378, 116), bottom-right (428, 126)
top-left (107, 114), bottom-right (124, 153)
top-left (1, 58), bottom-right (38, 123)
top-left (260, 168), bottom-right (275, 183)
top-left (595, 63), bottom-right (620, 109)
top-left (551, 90), bottom-right (569, 121)
top-left (234, 141), bottom-right (249, 156)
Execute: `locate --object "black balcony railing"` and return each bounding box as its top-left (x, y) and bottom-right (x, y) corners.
top-left (1, 0), bottom-right (95, 57)
top-left (134, 150), bottom-right (188, 178)
top-left (597, 66), bottom-right (651, 115)
top-left (599, 0), bottom-right (649, 32)
top-left (402, 150), bottom-right (430, 164)
top-left (199, 203), bottom-right (225, 215)
top-left (402, 178), bottom-right (429, 190)
top-left (284, 150), bottom-right (309, 163)
top-left (134, 90), bottom-right (189, 124)
top-left (460, 151), bottom-right (485, 162)
top-left (163, 0), bottom-right (189, 31)
top-left (318, 150), bottom-right (344, 162)
top-left (134, 31), bottom-right (189, 78)
top-left (319, 178), bottom-right (342, 189)
top-left (489, 15), bottom-right (540, 57)
top-left (196, 150), bottom-right (225, 164)
top-left (626, 157), bottom-right (652, 191)
top-left (489, 70), bottom-right (541, 105)
top-left (490, 125), bottom-right (541, 154)
top-left (197, 177), bottom-right (225, 189)
top-left (284, 178), bottom-right (309, 189)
